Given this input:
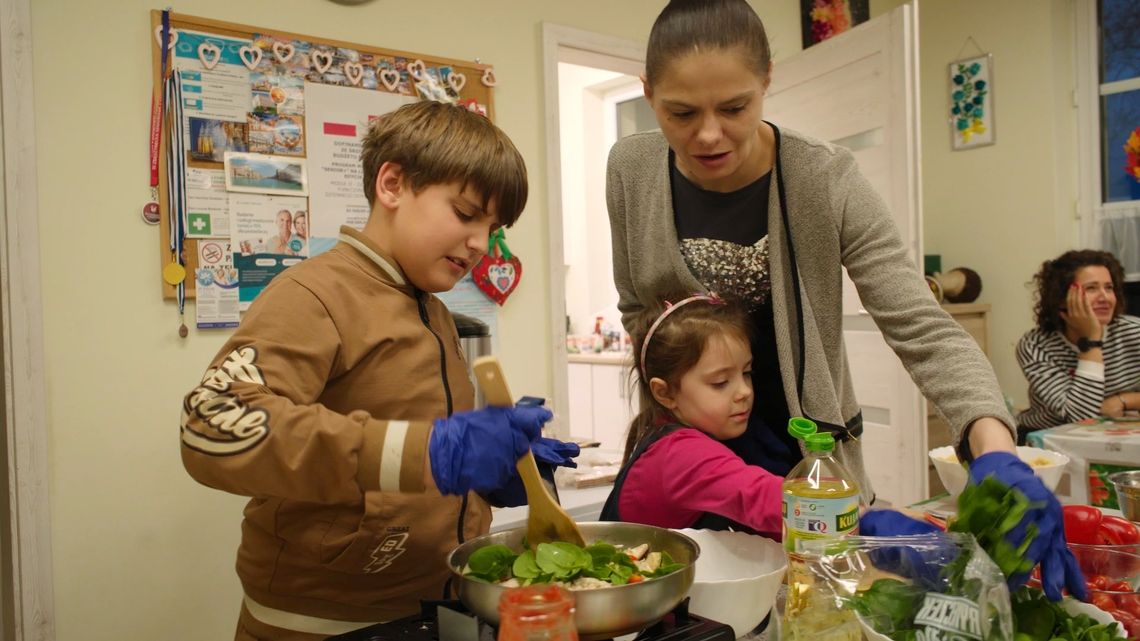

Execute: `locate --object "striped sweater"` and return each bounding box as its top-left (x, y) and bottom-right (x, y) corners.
top-left (1016, 315), bottom-right (1140, 430)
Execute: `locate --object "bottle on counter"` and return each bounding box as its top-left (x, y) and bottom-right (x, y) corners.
top-left (497, 584), bottom-right (579, 641)
top-left (781, 417), bottom-right (863, 641)
top-left (781, 417), bottom-right (860, 552)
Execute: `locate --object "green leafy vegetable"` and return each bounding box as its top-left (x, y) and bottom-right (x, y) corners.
top-left (461, 540), bottom-right (683, 587)
top-left (466, 544), bottom-right (517, 583)
top-left (850, 578), bottom-right (927, 635)
top-left (1010, 586), bottom-right (1125, 641)
top-left (949, 477), bottom-right (1042, 579)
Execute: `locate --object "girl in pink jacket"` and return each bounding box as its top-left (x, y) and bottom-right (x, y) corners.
top-left (600, 293), bottom-right (783, 539)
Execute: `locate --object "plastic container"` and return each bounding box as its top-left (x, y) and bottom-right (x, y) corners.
top-left (497, 584), bottom-right (579, 641)
top-left (781, 418), bottom-right (861, 553)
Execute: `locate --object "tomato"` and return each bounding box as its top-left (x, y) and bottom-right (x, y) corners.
top-left (627, 574), bottom-right (644, 584)
top-left (1108, 581), bottom-right (1135, 593)
top-left (1063, 505), bottom-right (1104, 544)
top-left (1118, 593), bottom-right (1140, 619)
top-left (1089, 574), bottom-right (1111, 590)
top-left (1092, 592), bottom-right (1119, 613)
top-left (1099, 516), bottom-right (1140, 545)
top-left (1111, 610), bottom-right (1140, 640)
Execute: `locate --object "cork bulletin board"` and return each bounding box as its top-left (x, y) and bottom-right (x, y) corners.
top-left (149, 10), bottom-right (498, 309)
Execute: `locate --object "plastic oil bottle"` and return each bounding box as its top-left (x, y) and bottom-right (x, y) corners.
top-left (781, 418), bottom-right (862, 641)
top-left (781, 418), bottom-right (860, 551)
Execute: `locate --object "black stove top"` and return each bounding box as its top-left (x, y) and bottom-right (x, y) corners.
top-left (329, 597), bottom-right (736, 641)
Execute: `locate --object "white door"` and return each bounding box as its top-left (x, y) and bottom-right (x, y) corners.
top-left (763, 5), bottom-right (926, 506)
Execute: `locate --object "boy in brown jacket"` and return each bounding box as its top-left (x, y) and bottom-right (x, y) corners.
top-left (181, 101), bottom-right (574, 639)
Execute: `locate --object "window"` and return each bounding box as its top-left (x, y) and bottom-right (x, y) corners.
top-left (1077, 0), bottom-right (1140, 279)
top-left (1099, 0), bottom-right (1140, 203)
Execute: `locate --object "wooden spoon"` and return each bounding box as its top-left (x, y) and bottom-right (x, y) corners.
top-left (472, 356), bottom-right (587, 547)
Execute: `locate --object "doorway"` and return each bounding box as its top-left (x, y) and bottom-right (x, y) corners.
top-left (542, 24), bottom-right (647, 450)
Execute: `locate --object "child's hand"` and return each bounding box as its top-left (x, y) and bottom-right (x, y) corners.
top-left (428, 406), bottom-right (552, 495)
top-left (484, 437), bottom-right (581, 507)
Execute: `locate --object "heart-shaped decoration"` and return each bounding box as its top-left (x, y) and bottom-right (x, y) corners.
top-left (272, 41), bottom-right (295, 64)
top-left (481, 68), bottom-right (497, 87)
top-left (154, 25), bottom-right (178, 50)
top-left (471, 254), bottom-right (522, 306)
top-left (344, 61), bottom-right (364, 86)
top-left (312, 49), bottom-right (334, 74)
top-left (378, 67), bottom-right (400, 92)
top-left (239, 45), bottom-right (263, 70)
top-left (198, 42), bottom-right (221, 70)
top-left (407, 59), bottom-right (427, 81)
top-left (447, 72), bottom-right (467, 93)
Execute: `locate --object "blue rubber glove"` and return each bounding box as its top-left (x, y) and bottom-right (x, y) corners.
top-left (485, 437), bottom-right (582, 508)
top-left (969, 451), bottom-right (1087, 601)
top-left (428, 406), bottom-right (552, 495)
top-left (862, 511), bottom-right (952, 590)
top-left (861, 509), bottom-right (941, 536)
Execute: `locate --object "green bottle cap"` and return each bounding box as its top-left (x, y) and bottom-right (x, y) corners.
top-left (805, 432), bottom-right (835, 452)
top-left (787, 417), bottom-right (817, 441)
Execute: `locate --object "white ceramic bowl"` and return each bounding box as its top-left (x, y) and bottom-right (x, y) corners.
top-left (677, 528), bottom-right (787, 639)
top-left (928, 445), bottom-right (1069, 497)
top-left (1059, 597), bottom-right (1128, 639)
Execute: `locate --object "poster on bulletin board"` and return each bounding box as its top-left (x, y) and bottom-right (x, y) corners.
top-left (150, 10), bottom-right (498, 332)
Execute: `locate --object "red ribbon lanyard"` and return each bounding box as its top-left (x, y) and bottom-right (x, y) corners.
top-left (149, 10), bottom-right (171, 188)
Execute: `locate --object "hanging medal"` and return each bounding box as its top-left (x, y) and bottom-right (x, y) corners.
top-left (165, 53), bottom-right (190, 338)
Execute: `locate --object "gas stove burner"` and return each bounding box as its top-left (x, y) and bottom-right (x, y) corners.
top-left (329, 597), bottom-right (735, 641)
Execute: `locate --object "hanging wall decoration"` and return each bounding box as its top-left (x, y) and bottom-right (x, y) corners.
top-left (800, 0), bottom-right (869, 49)
top-left (472, 229), bottom-right (521, 306)
top-left (949, 53), bottom-right (995, 150)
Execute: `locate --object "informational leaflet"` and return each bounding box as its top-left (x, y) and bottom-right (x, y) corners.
top-left (194, 239), bottom-right (240, 329)
top-left (172, 31), bottom-right (254, 237)
top-left (173, 31), bottom-right (252, 150)
top-left (303, 81), bottom-right (415, 255)
top-left (185, 168), bottom-right (229, 238)
top-left (229, 193), bottom-right (308, 309)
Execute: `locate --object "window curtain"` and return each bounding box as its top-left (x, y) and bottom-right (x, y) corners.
top-left (1098, 202), bottom-right (1140, 281)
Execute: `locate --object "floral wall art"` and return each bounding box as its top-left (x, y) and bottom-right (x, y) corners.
top-left (949, 54), bottom-right (995, 150)
top-left (800, 0), bottom-right (869, 49)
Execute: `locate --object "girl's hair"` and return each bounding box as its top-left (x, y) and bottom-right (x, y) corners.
top-left (622, 294), bottom-right (752, 463)
top-left (645, 0), bottom-right (772, 87)
top-left (1030, 249), bottom-right (1126, 332)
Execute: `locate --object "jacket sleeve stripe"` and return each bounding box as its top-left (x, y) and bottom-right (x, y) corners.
top-left (378, 420), bottom-right (409, 491)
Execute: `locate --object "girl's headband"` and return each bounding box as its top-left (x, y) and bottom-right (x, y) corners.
top-left (639, 293), bottom-right (725, 378)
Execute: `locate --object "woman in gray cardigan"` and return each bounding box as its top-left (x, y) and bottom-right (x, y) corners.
top-left (607, 0), bottom-right (1083, 600)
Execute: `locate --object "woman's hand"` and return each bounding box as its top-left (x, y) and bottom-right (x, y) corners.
top-left (1101, 394), bottom-right (1127, 418)
top-left (1060, 283), bottom-right (1102, 341)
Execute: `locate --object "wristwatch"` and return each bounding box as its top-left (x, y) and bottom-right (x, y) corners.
top-left (1076, 337), bottom-right (1104, 352)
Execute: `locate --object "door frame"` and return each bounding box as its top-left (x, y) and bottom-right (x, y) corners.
top-left (0, 0), bottom-right (56, 637)
top-left (541, 23), bottom-right (643, 437)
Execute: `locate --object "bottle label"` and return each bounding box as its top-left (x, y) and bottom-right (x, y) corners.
top-left (782, 493), bottom-right (861, 551)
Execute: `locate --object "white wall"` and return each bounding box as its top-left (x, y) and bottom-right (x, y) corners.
top-left (558, 63), bottom-right (624, 336)
top-left (912, 0), bottom-right (1077, 408)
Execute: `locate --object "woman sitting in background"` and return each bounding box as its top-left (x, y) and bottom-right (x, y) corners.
top-left (1017, 249), bottom-right (1140, 440)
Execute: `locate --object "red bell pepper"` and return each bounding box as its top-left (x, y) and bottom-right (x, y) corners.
top-left (1098, 515), bottom-right (1140, 545)
top-left (1062, 505), bottom-right (1103, 544)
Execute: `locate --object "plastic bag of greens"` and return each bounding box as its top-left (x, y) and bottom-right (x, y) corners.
top-left (781, 532), bottom-right (1012, 641)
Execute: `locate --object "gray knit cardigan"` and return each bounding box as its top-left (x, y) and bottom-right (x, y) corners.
top-left (605, 127), bottom-right (1015, 500)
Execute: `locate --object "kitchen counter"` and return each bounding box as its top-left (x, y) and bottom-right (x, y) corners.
top-left (566, 351), bottom-right (633, 366)
top-left (489, 484), bottom-right (613, 532)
